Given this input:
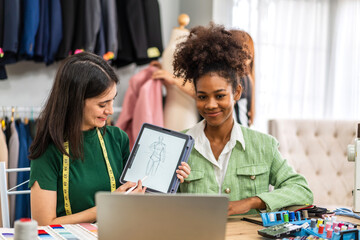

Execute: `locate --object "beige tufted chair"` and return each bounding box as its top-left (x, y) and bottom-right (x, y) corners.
top-left (268, 119), bottom-right (359, 207)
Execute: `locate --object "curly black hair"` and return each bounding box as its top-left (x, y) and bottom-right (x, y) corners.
top-left (173, 23), bottom-right (250, 93)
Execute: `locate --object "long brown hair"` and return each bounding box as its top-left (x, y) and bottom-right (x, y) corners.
top-left (29, 52), bottom-right (119, 160)
top-left (245, 32), bottom-right (255, 85)
top-left (230, 30), bottom-right (255, 83)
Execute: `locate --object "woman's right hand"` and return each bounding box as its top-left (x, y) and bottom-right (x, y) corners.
top-left (152, 69), bottom-right (177, 87)
top-left (115, 180), bottom-right (146, 193)
top-left (149, 60), bottom-right (162, 69)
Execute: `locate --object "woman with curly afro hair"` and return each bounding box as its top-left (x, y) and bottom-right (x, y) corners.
top-left (175, 23), bottom-right (313, 215)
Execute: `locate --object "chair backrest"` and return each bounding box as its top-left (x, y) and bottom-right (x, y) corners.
top-left (0, 162), bottom-right (31, 228)
top-left (268, 119), bottom-right (358, 207)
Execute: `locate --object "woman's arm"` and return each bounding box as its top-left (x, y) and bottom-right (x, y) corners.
top-left (31, 181), bottom-right (96, 226)
top-left (152, 69), bottom-right (195, 98)
top-left (31, 181), bottom-right (143, 226)
top-left (228, 196), bottom-right (266, 215)
top-left (256, 138), bottom-right (314, 211)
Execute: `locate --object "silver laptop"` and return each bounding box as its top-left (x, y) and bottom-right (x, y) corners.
top-left (95, 192), bottom-right (229, 240)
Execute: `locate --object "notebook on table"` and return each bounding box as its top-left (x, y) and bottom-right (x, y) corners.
top-left (95, 192), bottom-right (229, 240)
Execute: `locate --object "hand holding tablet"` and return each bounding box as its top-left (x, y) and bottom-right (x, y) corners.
top-left (120, 123), bottom-right (194, 193)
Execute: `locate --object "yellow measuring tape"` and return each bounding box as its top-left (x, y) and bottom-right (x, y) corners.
top-left (63, 141), bottom-right (71, 215)
top-left (62, 128), bottom-right (116, 215)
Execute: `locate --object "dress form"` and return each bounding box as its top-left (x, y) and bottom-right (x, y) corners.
top-left (162, 14), bottom-right (198, 131)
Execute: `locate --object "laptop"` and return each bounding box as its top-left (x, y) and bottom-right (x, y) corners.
top-left (95, 192), bottom-right (229, 240)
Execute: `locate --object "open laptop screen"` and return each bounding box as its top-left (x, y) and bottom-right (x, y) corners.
top-left (96, 193), bottom-right (228, 240)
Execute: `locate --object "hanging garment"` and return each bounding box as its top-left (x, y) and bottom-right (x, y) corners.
top-left (116, 66), bottom-right (163, 149)
top-left (19, 0), bottom-right (40, 58)
top-left (2, 0), bottom-right (20, 54)
top-left (45, 0), bottom-right (62, 65)
top-left (14, 121), bottom-right (32, 221)
top-left (8, 121), bottom-right (19, 226)
top-left (4, 117), bottom-right (10, 146)
top-left (0, 0), bottom-right (5, 50)
top-left (113, 0), bottom-right (148, 67)
top-left (72, 0), bottom-right (101, 54)
top-left (135, 0), bottom-right (163, 65)
top-left (28, 119), bottom-right (37, 140)
top-left (72, 0), bottom-right (86, 52)
top-left (95, 17), bottom-right (106, 58)
top-left (56, 0), bottom-right (79, 60)
top-left (0, 129), bottom-right (9, 165)
top-left (83, 0), bottom-right (101, 53)
top-left (33, 0), bottom-right (49, 61)
top-left (0, 0), bottom-right (20, 80)
top-left (0, 128), bottom-right (8, 227)
top-left (101, 0), bottom-right (118, 58)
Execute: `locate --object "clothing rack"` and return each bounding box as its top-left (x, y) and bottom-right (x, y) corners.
top-left (1, 106), bottom-right (41, 124)
top-left (1, 106), bottom-right (121, 128)
top-left (1, 106), bottom-right (122, 114)
top-left (1, 106), bottom-right (42, 113)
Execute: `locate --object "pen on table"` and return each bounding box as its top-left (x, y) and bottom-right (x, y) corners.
top-left (241, 217), bottom-right (263, 226)
top-left (125, 175), bottom-right (148, 194)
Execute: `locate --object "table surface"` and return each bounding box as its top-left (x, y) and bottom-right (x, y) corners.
top-left (1, 214), bottom-right (359, 239)
top-left (226, 216), bottom-right (263, 239)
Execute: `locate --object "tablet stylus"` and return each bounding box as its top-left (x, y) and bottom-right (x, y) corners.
top-left (125, 176), bottom-right (148, 194)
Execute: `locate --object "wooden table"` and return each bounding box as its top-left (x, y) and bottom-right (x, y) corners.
top-left (226, 216), bottom-right (263, 239)
top-left (1, 214), bottom-right (359, 239)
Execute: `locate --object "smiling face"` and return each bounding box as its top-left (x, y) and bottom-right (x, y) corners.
top-left (195, 73), bottom-right (241, 128)
top-left (82, 83), bottom-right (117, 131)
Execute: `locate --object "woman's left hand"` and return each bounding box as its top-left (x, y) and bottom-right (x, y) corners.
top-left (176, 162), bottom-right (191, 183)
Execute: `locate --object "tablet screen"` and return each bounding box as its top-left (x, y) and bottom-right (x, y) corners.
top-left (122, 126), bottom-right (188, 193)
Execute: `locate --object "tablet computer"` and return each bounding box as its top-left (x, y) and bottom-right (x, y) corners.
top-left (119, 123), bottom-right (194, 193)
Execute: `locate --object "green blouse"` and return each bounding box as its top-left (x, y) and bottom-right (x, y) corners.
top-left (29, 126), bottom-right (130, 217)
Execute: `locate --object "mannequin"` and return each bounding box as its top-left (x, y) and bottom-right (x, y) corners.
top-left (161, 14), bottom-right (198, 131)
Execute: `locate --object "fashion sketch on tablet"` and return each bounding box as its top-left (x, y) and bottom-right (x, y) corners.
top-left (146, 136), bottom-right (166, 176)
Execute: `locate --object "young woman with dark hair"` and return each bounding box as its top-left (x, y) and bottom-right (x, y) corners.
top-left (29, 52), bottom-right (190, 225)
top-left (173, 23), bottom-right (313, 215)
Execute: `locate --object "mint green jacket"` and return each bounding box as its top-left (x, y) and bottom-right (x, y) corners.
top-left (179, 126), bottom-right (313, 214)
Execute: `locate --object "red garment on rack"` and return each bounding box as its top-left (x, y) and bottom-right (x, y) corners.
top-left (116, 65), bottom-right (163, 149)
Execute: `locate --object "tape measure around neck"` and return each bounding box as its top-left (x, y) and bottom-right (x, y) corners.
top-left (96, 128), bottom-right (117, 192)
top-left (62, 128), bottom-right (116, 215)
